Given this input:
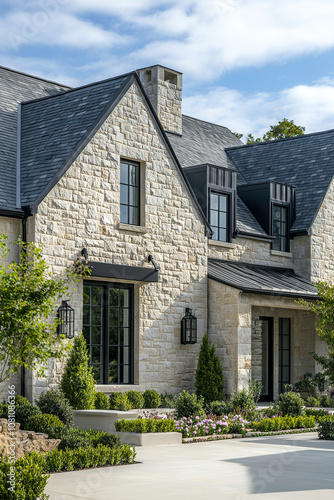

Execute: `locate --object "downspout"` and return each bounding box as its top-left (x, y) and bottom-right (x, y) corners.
top-left (20, 215), bottom-right (28, 398)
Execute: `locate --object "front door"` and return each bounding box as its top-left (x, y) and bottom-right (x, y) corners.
top-left (260, 317), bottom-right (274, 401)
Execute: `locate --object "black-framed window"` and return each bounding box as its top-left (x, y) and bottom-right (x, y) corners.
top-left (278, 318), bottom-right (291, 394)
top-left (120, 160), bottom-right (140, 225)
top-left (83, 282), bottom-right (134, 385)
top-left (210, 191), bottom-right (229, 242)
top-left (272, 205), bottom-right (288, 252)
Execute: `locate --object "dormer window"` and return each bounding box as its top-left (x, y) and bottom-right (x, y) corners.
top-left (272, 205), bottom-right (289, 252)
top-left (210, 191), bottom-right (228, 242)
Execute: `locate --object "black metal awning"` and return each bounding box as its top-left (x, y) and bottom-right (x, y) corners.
top-left (88, 261), bottom-right (159, 283)
top-left (208, 259), bottom-right (317, 299)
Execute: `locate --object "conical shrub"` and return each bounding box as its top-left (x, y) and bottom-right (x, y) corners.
top-left (195, 333), bottom-right (224, 404)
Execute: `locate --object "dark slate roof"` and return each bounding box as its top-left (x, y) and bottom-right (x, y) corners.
top-left (166, 115), bottom-right (243, 170)
top-left (236, 196), bottom-right (269, 238)
top-left (166, 115), bottom-right (266, 238)
top-left (208, 259), bottom-right (318, 298)
top-left (226, 130), bottom-right (334, 234)
top-left (0, 66), bottom-right (69, 214)
top-left (20, 73), bottom-right (134, 208)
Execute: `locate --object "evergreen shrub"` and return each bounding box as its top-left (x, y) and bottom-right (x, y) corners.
top-left (143, 390), bottom-right (161, 409)
top-left (195, 334), bottom-right (224, 404)
top-left (109, 392), bottom-right (131, 411)
top-left (60, 334), bottom-right (95, 410)
top-left (37, 389), bottom-right (74, 427)
top-left (126, 391), bottom-right (144, 409)
top-left (279, 390), bottom-right (304, 416)
top-left (94, 392), bottom-right (110, 410)
top-left (175, 391), bottom-right (204, 419)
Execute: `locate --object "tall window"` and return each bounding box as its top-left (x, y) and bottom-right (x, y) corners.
top-left (278, 318), bottom-right (291, 394)
top-left (210, 192), bottom-right (228, 242)
top-left (272, 205), bottom-right (288, 251)
top-left (120, 160), bottom-right (140, 225)
top-left (83, 282), bottom-right (133, 384)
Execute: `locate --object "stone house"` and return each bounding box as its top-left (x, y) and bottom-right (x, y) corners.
top-left (0, 63), bottom-right (332, 402)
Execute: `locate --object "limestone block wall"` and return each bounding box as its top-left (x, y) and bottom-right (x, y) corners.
top-left (310, 178), bottom-right (334, 284)
top-left (26, 81), bottom-right (207, 401)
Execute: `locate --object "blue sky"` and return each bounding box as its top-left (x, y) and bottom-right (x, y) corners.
top-left (2, 0), bottom-right (334, 140)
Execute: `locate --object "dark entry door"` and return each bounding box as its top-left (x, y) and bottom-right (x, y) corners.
top-left (260, 317), bottom-right (274, 401)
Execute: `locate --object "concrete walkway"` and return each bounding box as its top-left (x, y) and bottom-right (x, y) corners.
top-left (45, 433), bottom-right (334, 500)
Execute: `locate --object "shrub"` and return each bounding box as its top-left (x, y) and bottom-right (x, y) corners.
top-left (94, 392), bottom-right (110, 410)
top-left (252, 415), bottom-right (316, 432)
top-left (304, 396), bottom-right (320, 408)
top-left (249, 380), bottom-right (262, 404)
top-left (57, 428), bottom-right (121, 450)
top-left (60, 333), bottom-right (95, 410)
top-left (15, 404), bottom-right (42, 430)
top-left (279, 390), bottom-right (304, 416)
top-left (0, 403), bottom-right (8, 419)
top-left (160, 393), bottom-right (177, 408)
top-left (205, 400), bottom-right (231, 417)
top-left (44, 444), bottom-right (136, 473)
top-left (14, 395), bottom-right (30, 407)
top-left (26, 413), bottom-right (65, 434)
top-left (115, 418), bottom-right (176, 433)
top-left (195, 334), bottom-right (224, 404)
top-left (319, 395), bottom-right (334, 408)
top-left (303, 408), bottom-right (328, 419)
top-left (228, 414), bottom-right (249, 436)
top-left (143, 390), bottom-right (161, 409)
top-left (126, 391), bottom-right (144, 409)
top-left (175, 391), bottom-right (204, 419)
top-left (317, 416), bottom-right (334, 439)
top-left (37, 389), bottom-right (74, 427)
top-left (294, 372), bottom-right (315, 395)
top-left (0, 451), bottom-right (49, 500)
top-left (109, 392), bottom-right (132, 411)
top-left (230, 389), bottom-right (255, 412)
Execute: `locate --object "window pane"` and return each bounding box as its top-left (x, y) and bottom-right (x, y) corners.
top-left (121, 365), bottom-right (130, 384)
top-left (212, 227), bottom-right (218, 240)
top-left (92, 346), bottom-right (102, 364)
top-left (120, 204), bottom-right (128, 223)
top-left (120, 289), bottom-right (129, 307)
top-left (120, 184), bottom-right (128, 205)
top-left (211, 193), bottom-right (219, 210)
top-left (83, 287), bottom-right (90, 305)
top-left (219, 228), bottom-right (227, 242)
top-left (109, 288), bottom-right (119, 307)
top-left (210, 210), bottom-right (218, 226)
top-left (129, 186), bottom-right (139, 206)
top-left (120, 347), bottom-right (130, 364)
top-left (219, 212), bottom-right (227, 229)
top-left (83, 306), bottom-right (90, 325)
top-left (92, 365), bottom-right (102, 383)
top-left (109, 307), bottom-right (119, 326)
top-left (129, 164), bottom-right (138, 186)
top-left (109, 346), bottom-right (118, 363)
top-left (83, 326), bottom-right (90, 345)
top-left (219, 195), bottom-right (227, 212)
top-left (109, 362), bottom-right (118, 384)
top-left (120, 328), bottom-right (130, 346)
top-left (92, 326), bottom-right (102, 344)
top-left (109, 327), bottom-right (118, 345)
top-left (120, 163), bottom-right (128, 184)
top-left (93, 287), bottom-right (102, 306)
top-left (93, 308), bottom-right (102, 326)
top-left (129, 206), bottom-right (139, 225)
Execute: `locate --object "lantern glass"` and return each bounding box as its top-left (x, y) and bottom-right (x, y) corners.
top-left (57, 300), bottom-right (75, 339)
top-left (181, 308), bottom-right (197, 344)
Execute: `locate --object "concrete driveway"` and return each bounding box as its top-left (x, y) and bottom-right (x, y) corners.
top-left (45, 433), bottom-right (334, 500)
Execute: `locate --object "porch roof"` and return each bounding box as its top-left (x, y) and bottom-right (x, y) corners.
top-left (208, 259), bottom-right (318, 299)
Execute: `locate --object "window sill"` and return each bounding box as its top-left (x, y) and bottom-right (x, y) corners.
top-left (208, 239), bottom-right (236, 249)
top-left (117, 223), bottom-right (148, 234)
top-left (270, 249), bottom-right (293, 258)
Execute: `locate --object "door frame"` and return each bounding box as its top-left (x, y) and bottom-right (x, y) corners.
top-left (259, 316), bottom-right (274, 402)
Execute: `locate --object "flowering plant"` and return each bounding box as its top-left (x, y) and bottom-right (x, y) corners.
top-left (175, 414), bottom-right (248, 438)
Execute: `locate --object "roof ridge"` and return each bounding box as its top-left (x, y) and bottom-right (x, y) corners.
top-left (226, 127), bottom-right (334, 150)
top-left (21, 71), bottom-right (136, 106)
top-left (0, 64), bottom-right (70, 89)
top-left (182, 114), bottom-right (237, 133)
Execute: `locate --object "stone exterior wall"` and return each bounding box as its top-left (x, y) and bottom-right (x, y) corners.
top-left (310, 177), bottom-right (334, 284)
top-left (26, 81), bottom-right (207, 401)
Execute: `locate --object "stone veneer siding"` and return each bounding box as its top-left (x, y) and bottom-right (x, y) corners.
top-left (311, 177), bottom-right (334, 283)
top-left (26, 82), bottom-right (207, 401)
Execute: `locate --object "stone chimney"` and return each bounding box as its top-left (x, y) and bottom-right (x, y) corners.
top-left (137, 65), bottom-right (182, 135)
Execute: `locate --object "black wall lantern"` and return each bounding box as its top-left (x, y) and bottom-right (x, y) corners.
top-left (181, 308), bottom-right (197, 345)
top-left (57, 300), bottom-right (75, 339)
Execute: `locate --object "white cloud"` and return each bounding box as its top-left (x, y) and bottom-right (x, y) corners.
top-left (182, 81), bottom-right (334, 137)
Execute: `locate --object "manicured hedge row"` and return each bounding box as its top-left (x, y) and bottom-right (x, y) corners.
top-left (115, 418), bottom-right (176, 433)
top-left (252, 415), bottom-right (316, 432)
top-left (44, 444), bottom-right (136, 472)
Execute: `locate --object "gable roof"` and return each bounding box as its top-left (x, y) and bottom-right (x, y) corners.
top-left (226, 130), bottom-right (334, 234)
top-left (20, 73), bottom-right (134, 209)
top-left (0, 66), bottom-right (69, 215)
top-left (208, 259), bottom-right (318, 298)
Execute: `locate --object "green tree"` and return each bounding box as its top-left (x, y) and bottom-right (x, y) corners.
top-left (246, 118), bottom-right (306, 144)
top-left (195, 333), bottom-right (224, 404)
top-left (0, 234), bottom-right (78, 392)
top-left (299, 281), bottom-right (334, 385)
top-left (60, 333), bottom-right (95, 409)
